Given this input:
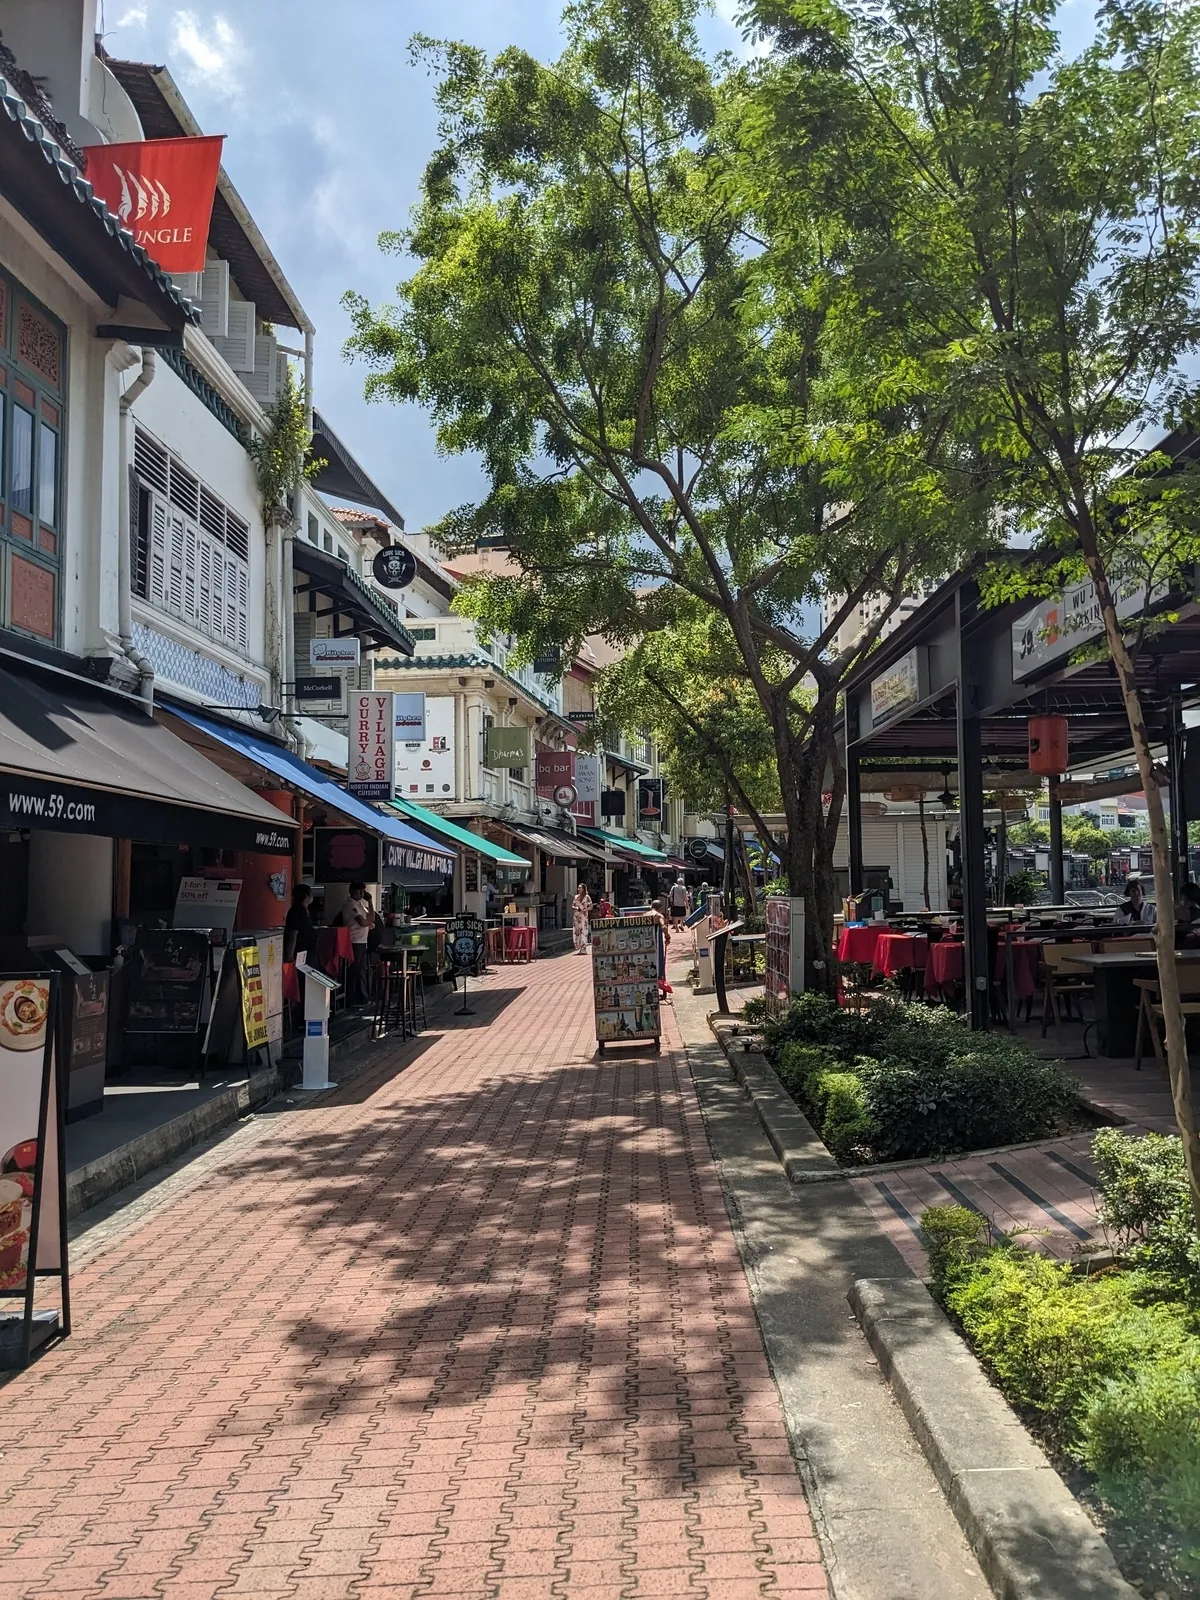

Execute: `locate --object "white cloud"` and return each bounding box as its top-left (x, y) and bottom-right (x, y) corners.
top-left (115, 4), bottom-right (149, 25)
top-left (169, 10), bottom-right (246, 98)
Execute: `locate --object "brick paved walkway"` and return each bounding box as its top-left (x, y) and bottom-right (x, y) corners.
top-left (0, 959), bottom-right (826, 1599)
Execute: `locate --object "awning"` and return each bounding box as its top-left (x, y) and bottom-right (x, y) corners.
top-left (388, 800), bottom-right (530, 870)
top-left (0, 662), bottom-right (295, 853)
top-left (167, 707), bottom-right (454, 873)
top-left (292, 541), bottom-right (415, 654)
top-left (580, 826), bottom-right (671, 864)
top-left (506, 822), bottom-right (610, 864)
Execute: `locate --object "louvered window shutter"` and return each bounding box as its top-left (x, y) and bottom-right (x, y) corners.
top-left (147, 493), bottom-right (169, 608)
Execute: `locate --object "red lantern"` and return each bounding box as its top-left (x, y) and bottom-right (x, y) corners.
top-left (1028, 716), bottom-right (1068, 775)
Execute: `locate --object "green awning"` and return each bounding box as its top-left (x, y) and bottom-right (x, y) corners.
top-left (388, 799), bottom-right (530, 870)
top-left (579, 826), bottom-right (671, 863)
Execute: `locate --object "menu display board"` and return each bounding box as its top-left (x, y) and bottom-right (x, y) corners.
top-left (125, 930), bottom-right (209, 1034)
top-left (0, 972), bottom-right (69, 1366)
top-left (764, 896), bottom-right (805, 1018)
top-left (259, 934), bottom-right (283, 1048)
top-left (173, 877), bottom-right (241, 935)
top-left (236, 944), bottom-right (269, 1052)
top-left (590, 916), bottom-right (661, 1050)
top-left (447, 915), bottom-right (486, 976)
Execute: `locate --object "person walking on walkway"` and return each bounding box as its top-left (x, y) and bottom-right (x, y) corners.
top-left (571, 882), bottom-right (593, 954)
top-left (668, 874), bottom-right (691, 930)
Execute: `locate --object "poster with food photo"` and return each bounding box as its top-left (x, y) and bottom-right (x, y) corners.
top-left (0, 975), bottom-right (63, 1296)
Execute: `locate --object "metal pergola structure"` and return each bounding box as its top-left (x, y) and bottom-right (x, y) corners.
top-left (839, 565), bottom-right (1200, 1028)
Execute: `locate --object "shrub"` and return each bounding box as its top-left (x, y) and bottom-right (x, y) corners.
top-left (739, 994), bottom-right (768, 1027)
top-left (922, 1204), bottom-right (991, 1286)
top-left (1092, 1129), bottom-right (1200, 1301)
top-left (806, 1068), bottom-right (873, 1161)
top-left (937, 1240), bottom-right (1199, 1452)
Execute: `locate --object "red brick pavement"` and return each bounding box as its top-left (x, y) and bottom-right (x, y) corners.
top-left (0, 958), bottom-right (827, 1599)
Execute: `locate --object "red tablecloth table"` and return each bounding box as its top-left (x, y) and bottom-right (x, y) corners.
top-left (873, 933), bottom-right (929, 978)
top-left (315, 925), bottom-right (354, 976)
top-left (924, 939), bottom-right (964, 995)
top-left (837, 924), bottom-right (887, 966)
top-left (283, 962), bottom-right (301, 1006)
top-left (995, 938), bottom-right (1042, 1000)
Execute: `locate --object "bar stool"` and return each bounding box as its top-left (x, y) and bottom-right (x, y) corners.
top-left (486, 926), bottom-right (505, 966)
top-left (507, 925), bottom-right (536, 964)
top-left (371, 952), bottom-right (407, 1040)
top-left (402, 953), bottom-right (427, 1033)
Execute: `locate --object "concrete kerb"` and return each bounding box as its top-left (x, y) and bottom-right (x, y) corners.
top-left (850, 1278), bottom-right (1139, 1600)
top-left (709, 1018), bottom-right (841, 1181)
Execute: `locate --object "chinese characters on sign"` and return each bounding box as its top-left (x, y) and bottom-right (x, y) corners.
top-left (349, 692), bottom-right (395, 801)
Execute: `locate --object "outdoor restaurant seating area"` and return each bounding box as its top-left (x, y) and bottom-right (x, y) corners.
top-left (835, 906), bottom-right (1200, 1059)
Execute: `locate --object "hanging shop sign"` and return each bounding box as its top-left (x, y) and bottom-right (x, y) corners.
top-left (83, 135), bottom-right (224, 273)
top-left (235, 943), bottom-right (269, 1052)
top-left (485, 725), bottom-right (532, 770)
top-left (124, 929), bottom-right (209, 1035)
top-left (553, 784), bottom-right (578, 808)
top-left (568, 710), bottom-right (596, 723)
top-left (532, 649), bottom-right (561, 674)
top-left (574, 753), bottom-right (600, 806)
top-left (382, 837), bottom-right (452, 876)
top-left (349, 692), bottom-right (395, 800)
top-left (870, 647), bottom-right (925, 728)
top-left (0, 777), bottom-right (292, 854)
top-left (1011, 576), bottom-right (1166, 680)
top-left (0, 973), bottom-right (69, 1367)
top-left (310, 637), bottom-right (361, 667)
top-left (396, 694), bottom-right (456, 799)
top-left (637, 777), bottom-right (664, 824)
top-left (393, 692), bottom-right (427, 743)
top-left (372, 544), bottom-right (417, 590)
top-left (315, 828), bottom-right (382, 884)
top-left (687, 837), bottom-right (712, 863)
top-left (600, 788), bottom-right (627, 818)
top-left (536, 748), bottom-right (574, 795)
top-left (495, 860), bottom-right (532, 884)
top-left (294, 676), bottom-right (342, 701)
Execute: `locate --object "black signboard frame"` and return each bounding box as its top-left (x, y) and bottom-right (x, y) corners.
top-left (373, 545), bottom-right (417, 589)
top-left (0, 971), bottom-right (70, 1370)
top-left (446, 914), bottom-right (486, 1015)
top-left (124, 929), bottom-right (210, 1039)
top-left (294, 676), bottom-right (342, 701)
top-left (314, 828), bottom-right (382, 884)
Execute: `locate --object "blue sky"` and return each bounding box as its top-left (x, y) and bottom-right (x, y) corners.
top-left (98, 0), bottom-right (749, 532)
top-left (99, 0), bottom-right (1097, 535)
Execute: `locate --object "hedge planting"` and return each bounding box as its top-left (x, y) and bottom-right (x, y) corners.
top-left (924, 1134), bottom-right (1200, 1590)
top-left (763, 992), bottom-right (1082, 1163)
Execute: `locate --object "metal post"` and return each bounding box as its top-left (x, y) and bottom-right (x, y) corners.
top-left (1049, 780), bottom-right (1065, 904)
top-left (956, 597), bottom-right (990, 1031)
top-left (846, 743), bottom-right (864, 896)
top-left (1167, 700), bottom-right (1187, 890)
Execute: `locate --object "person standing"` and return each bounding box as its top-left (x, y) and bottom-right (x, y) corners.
top-left (283, 884), bottom-right (315, 963)
top-left (668, 874), bottom-right (691, 930)
top-left (571, 883), bottom-right (593, 954)
top-left (344, 881), bottom-right (374, 1004)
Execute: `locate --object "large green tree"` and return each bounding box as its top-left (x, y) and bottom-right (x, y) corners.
top-left (748, 0), bottom-right (1200, 1212)
top-left (345, 0), bottom-right (995, 988)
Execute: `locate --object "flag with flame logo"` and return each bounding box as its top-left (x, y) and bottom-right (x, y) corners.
top-left (83, 136), bottom-right (224, 274)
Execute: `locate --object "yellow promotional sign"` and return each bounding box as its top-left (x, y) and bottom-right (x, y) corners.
top-left (235, 945), bottom-right (268, 1051)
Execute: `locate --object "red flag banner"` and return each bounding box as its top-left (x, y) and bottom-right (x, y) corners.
top-left (83, 136), bottom-right (224, 274)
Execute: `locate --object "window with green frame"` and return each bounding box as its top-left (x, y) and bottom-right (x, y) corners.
top-left (0, 273), bottom-right (65, 644)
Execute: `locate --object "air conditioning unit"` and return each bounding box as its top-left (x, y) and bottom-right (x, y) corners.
top-left (196, 260), bottom-right (230, 339)
top-left (242, 334), bottom-right (279, 406)
top-left (213, 298), bottom-right (255, 371)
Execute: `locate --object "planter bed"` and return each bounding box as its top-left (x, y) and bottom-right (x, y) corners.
top-left (759, 992), bottom-right (1107, 1167)
top-left (921, 1130), bottom-right (1200, 1598)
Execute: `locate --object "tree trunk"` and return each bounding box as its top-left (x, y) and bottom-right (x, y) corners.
top-left (772, 703), bottom-right (835, 994)
top-left (918, 795), bottom-right (931, 909)
top-left (1076, 515), bottom-right (1200, 1230)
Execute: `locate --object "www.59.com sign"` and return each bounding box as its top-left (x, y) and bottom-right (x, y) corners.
top-left (0, 777), bottom-right (294, 855)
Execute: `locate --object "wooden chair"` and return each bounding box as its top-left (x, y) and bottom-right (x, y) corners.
top-left (1134, 964), bottom-right (1200, 1070)
top-left (1040, 942), bottom-right (1094, 1039)
top-left (1101, 937), bottom-right (1154, 955)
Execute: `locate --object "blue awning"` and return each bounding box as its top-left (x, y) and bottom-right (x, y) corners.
top-left (168, 707), bottom-right (455, 871)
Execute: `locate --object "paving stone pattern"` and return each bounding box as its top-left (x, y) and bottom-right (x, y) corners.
top-left (0, 959), bottom-right (827, 1600)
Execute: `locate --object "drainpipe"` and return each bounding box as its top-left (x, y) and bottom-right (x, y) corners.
top-left (118, 347), bottom-right (158, 707)
top-left (278, 329), bottom-right (318, 760)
